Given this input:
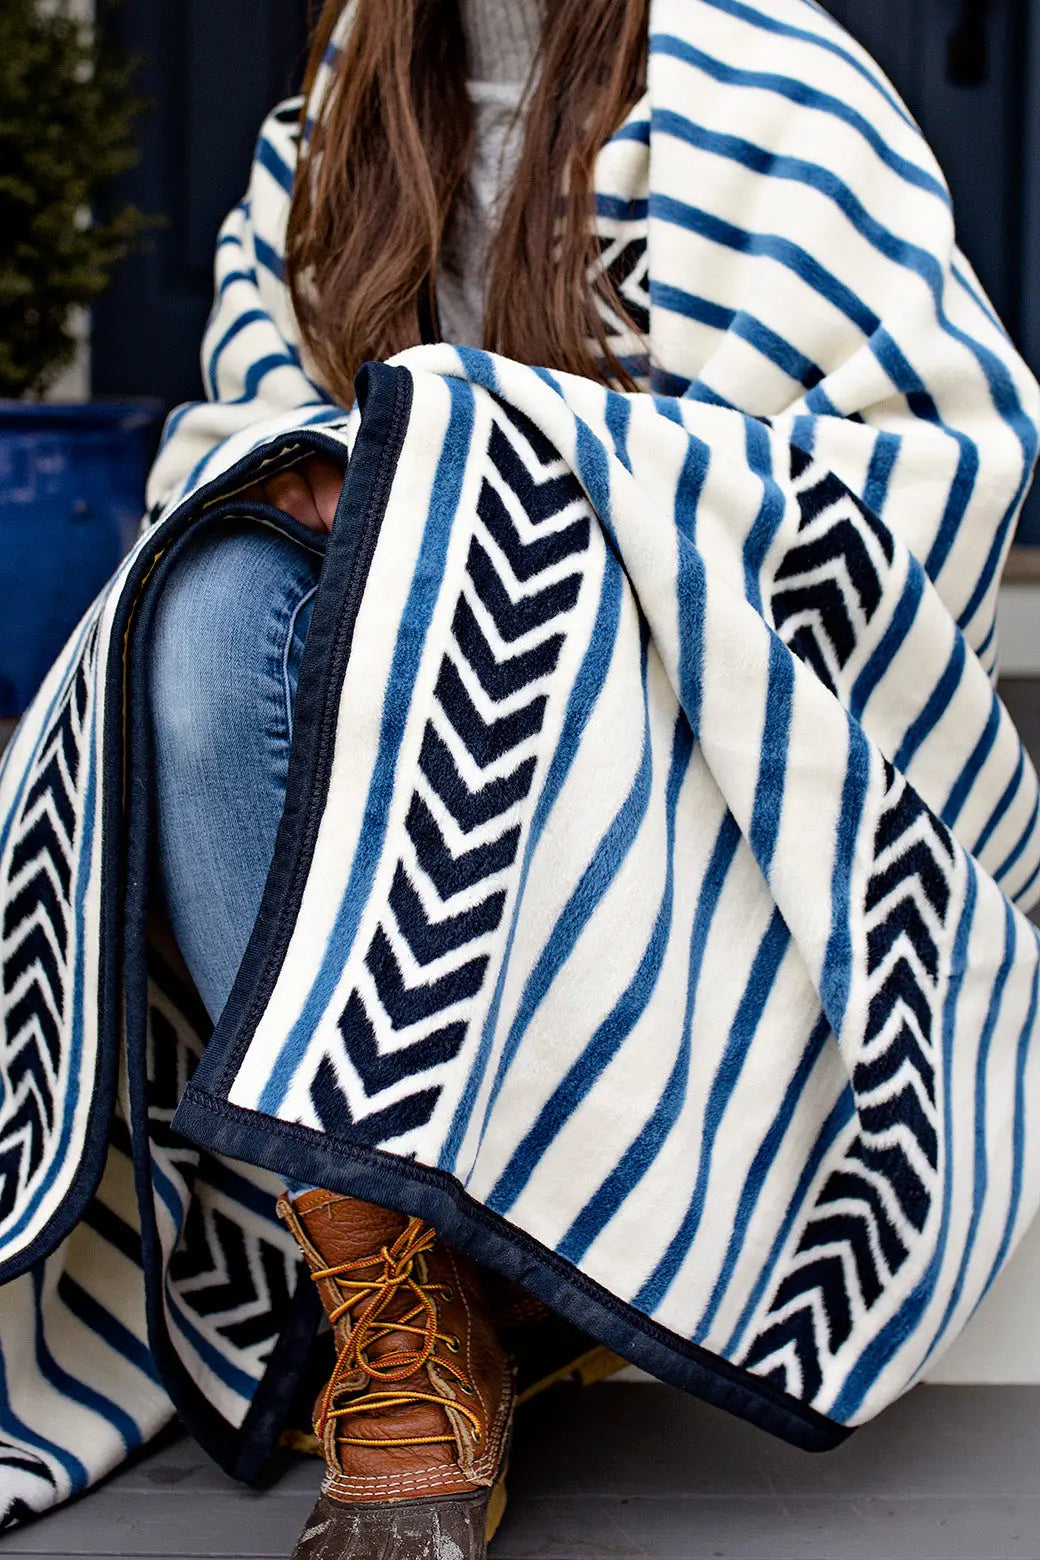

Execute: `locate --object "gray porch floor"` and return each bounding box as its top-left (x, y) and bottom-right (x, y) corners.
top-left (4, 1383), bottom-right (1040, 1560)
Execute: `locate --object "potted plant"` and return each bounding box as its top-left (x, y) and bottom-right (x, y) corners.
top-left (0, 0), bottom-right (159, 718)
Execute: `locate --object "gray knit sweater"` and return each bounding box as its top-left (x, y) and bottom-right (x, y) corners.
top-left (438, 0), bottom-right (544, 346)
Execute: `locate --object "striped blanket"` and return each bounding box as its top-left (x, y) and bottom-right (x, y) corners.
top-left (2, 0), bottom-right (1040, 1526)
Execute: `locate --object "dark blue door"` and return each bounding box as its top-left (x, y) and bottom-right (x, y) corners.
top-left (824, 0), bottom-right (1027, 328)
top-left (821, 0), bottom-right (1040, 541)
top-left (92, 1), bottom-right (309, 410)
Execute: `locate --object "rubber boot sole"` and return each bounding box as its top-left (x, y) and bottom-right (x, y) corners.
top-left (290, 1469), bottom-right (508, 1560)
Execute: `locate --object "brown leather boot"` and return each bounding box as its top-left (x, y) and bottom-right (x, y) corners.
top-left (278, 1190), bottom-right (514, 1560)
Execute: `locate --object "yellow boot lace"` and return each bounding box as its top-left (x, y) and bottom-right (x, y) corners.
top-left (310, 1216), bottom-right (484, 1451)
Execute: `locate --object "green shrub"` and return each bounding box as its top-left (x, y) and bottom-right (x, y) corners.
top-left (0, 0), bottom-right (146, 397)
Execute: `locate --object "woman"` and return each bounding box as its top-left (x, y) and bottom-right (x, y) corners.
top-left (1, 0), bottom-right (1039, 1555)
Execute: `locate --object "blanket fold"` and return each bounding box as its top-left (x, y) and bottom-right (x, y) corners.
top-left (170, 350), bottom-right (1040, 1455)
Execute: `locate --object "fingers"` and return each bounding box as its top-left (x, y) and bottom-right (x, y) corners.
top-left (233, 459), bottom-right (345, 534)
top-left (263, 470), bottom-right (323, 531)
top-left (304, 457), bottom-right (345, 532)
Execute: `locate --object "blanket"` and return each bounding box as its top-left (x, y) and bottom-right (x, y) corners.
top-left (1, 0), bottom-right (1039, 1525)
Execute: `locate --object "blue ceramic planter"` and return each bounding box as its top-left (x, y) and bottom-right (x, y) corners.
top-left (0, 400), bottom-right (162, 717)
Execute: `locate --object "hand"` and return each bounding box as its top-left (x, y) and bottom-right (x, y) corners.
top-left (241, 455), bottom-right (344, 533)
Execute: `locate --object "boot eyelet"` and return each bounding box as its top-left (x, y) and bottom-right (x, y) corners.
top-left (445, 1333), bottom-right (461, 1354)
top-left (459, 1380), bottom-right (474, 1395)
top-left (473, 1429), bottom-right (483, 1444)
top-left (441, 1287), bottom-right (454, 1303)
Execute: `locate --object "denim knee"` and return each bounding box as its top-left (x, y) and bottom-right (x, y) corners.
top-left (149, 522), bottom-right (320, 771)
top-left (148, 521), bottom-right (321, 1022)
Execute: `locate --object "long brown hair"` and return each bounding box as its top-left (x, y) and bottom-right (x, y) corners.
top-left (287, 0), bottom-right (650, 406)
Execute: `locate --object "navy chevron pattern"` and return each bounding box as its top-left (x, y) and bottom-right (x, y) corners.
top-left (772, 450), bottom-right (895, 693)
top-left (144, 951), bottom-right (298, 1400)
top-left (405, 794), bottom-right (520, 897)
top-left (308, 408), bottom-right (592, 1142)
top-left (339, 992), bottom-right (467, 1095)
top-left (311, 1055), bottom-right (442, 1145)
top-left (365, 923), bottom-right (489, 1025)
top-left (420, 726), bottom-right (536, 831)
top-left (595, 232), bottom-right (651, 344)
top-left (434, 660), bottom-right (546, 767)
top-left (451, 597), bottom-right (563, 700)
top-left (467, 540), bottom-right (582, 639)
top-left (0, 620), bottom-right (99, 1223)
top-left (743, 765), bottom-right (955, 1404)
top-left (168, 1200), bottom-right (296, 1359)
top-left (389, 863), bottom-right (505, 963)
top-left (0, 1448), bottom-right (57, 1531)
top-left (146, 960), bottom-right (207, 1174)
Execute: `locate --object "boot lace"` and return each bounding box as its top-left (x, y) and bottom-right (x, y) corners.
top-left (310, 1216), bottom-right (483, 1450)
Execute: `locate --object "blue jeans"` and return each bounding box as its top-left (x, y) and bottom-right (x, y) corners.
top-left (149, 522), bottom-right (322, 1025)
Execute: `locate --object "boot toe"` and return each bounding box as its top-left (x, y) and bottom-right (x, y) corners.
top-left (291, 1486), bottom-right (494, 1560)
